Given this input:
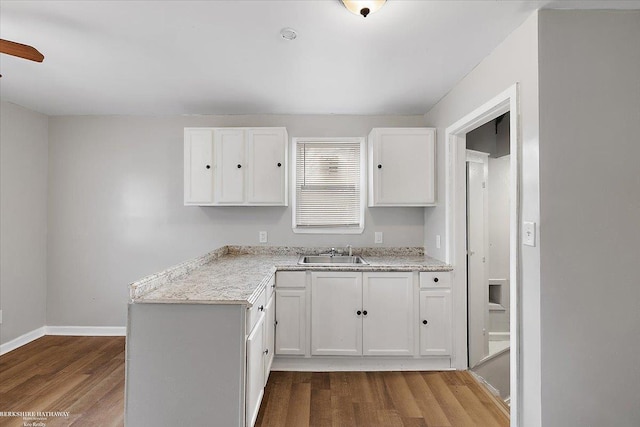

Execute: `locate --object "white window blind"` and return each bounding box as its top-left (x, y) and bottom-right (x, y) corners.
top-left (295, 141), bottom-right (363, 229)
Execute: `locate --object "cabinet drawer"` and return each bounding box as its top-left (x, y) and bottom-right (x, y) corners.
top-left (420, 272), bottom-right (451, 288)
top-left (276, 271), bottom-right (306, 288)
top-left (247, 287), bottom-right (266, 335)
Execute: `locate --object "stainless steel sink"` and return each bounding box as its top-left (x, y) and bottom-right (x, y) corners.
top-left (298, 255), bottom-right (369, 265)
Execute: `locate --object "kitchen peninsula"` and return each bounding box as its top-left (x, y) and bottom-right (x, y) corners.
top-left (126, 246), bottom-right (452, 426)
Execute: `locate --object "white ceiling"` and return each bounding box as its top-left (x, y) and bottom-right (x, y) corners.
top-left (1, 0), bottom-right (638, 116)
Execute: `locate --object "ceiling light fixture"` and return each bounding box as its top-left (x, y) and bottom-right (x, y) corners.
top-left (280, 28), bottom-right (297, 41)
top-left (341, 0), bottom-right (386, 18)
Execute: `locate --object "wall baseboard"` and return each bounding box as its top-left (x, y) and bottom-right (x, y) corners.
top-left (0, 326), bottom-right (126, 355)
top-left (45, 326), bottom-right (126, 336)
top-left (0, 327), bottom-right (46, 355)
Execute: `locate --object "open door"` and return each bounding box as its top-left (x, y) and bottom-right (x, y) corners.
top-left (466, 150), bottom-right (489, 368)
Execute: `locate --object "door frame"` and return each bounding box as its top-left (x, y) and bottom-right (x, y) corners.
top-left (444, 84), bottom-right (521, 426)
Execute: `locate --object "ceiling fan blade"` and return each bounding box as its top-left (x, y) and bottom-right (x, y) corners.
top-left (0, 39), bottom-right (44, 62)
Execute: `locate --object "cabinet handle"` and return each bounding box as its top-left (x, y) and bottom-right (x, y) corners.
top-left (433, 277), bottom-right (439, 283)
top-left (363, 310), bottom-right (368, 316)
top-left (277, 162), bottom-right (282, 167)
top-left (258, 305), bottom-right (264, 311)
top-left (356, 310), bottom-right (362, 316)
top-left (377, 164), bottom-right (382, 169)
top-left (205, 165), bottom-right (211, 169)
top-left (423, 320), bottom-right (428, 325)
top-left (237, 164), bottom-right (242, 169)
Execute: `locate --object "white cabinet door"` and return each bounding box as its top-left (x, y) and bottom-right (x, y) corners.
top-left (247, 128), bottom-right (287, 205)
top-left (275, 289), bottom-right (307, 355)
top-left (369, 128), bottom-right (435, 206)
top-left (246, 313), bottom-right (265, 427)
top-left (362, 272), bottom-right (415, 356)
top-left (311, 272), bottom-right (362, 356)
top-left (214, 128), bottom-right (246, 204)
top-left (184, 129), bottom-right (214, 205)
top-left (263, 294), bottom-right (275, 384)
top-left (419, 290), bottom-right (452, 356)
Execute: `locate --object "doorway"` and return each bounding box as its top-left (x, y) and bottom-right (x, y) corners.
top-left (444, 85), bottom-right (520, 426)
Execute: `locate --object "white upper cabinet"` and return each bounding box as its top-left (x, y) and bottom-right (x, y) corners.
top-left (247, 128), bottom-right (288, 205)
top-left (184, 129), bottom-right (215, 205)
top-left (184, 127), bottom-right (288, 206)
top-left (214, 128), bottom-right (246, 204)
top-left (368, 128), bottom-right (436, 206)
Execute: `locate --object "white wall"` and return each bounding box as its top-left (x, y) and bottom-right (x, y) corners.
top-left (424, 13), bottom-right (541, 425)
top-left (0, 102), bottom-right (48, 345)
top-left (538, 10), bottom-right (640, 427)
top-left (46, 114), bottom-right (426, 327)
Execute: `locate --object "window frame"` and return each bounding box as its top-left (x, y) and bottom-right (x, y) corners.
top-left (291, 137), bottom-right (366, 234)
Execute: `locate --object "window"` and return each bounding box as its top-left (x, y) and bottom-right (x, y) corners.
top-left (292, 137), bottom-right (365, 234)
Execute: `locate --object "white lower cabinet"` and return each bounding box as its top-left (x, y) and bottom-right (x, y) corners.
top-left (274, 271), bottom-right (308, 356)
top-left (246, 279), bottom-right (275, 427)
top-left (245, 312), bottom-right (265, 427)
top-left (419, 289), bottom-right (452, 356)
top-left (311, 272), bottom-right (363, 356)
top-left (363, 272), bottom-right (415, 356)
top-left (263, 293), bottom-right (275, 384)
top-left (310, 271), bottom-right (415, 357)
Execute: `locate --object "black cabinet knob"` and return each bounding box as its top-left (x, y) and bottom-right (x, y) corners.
top-left (356, 310), bottom-right (362, 315)
top-left (237, 164), bottom-right (242, 169)
top-left (258, 305), bottom-right (264, 311)
top-left (264, 349), bottom-right (269, 355)
top-left (377, 164), bottom-right (382, 169)
top-left (423, 320), bottom-right (428, 325)
top-left (433, 277), bottom-right (439, 283)
top-left (205, 165), bottom-right (211, 169)
top-left (277, 162), bottom-right (282, 167)
top-left (363, 310), bottom-right (368, 316)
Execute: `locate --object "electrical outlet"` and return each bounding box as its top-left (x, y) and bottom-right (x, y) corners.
top-left (523, 221), bottom-right (536, 247)
top-left (259, 231), bottom-right (268, 243)
top-left (436, 235), bottom-right (441, 249)
top-left (374, 232), bottom-right (383, 244)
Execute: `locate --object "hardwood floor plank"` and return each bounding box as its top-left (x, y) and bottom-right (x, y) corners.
top-left (403, 371), bottom-right (452, 427)
top-left (383, 371), bottom-right (423, 418)
top-left (256, 371), bottom-right (293, 426)
top-left (309, 389), bottom-right (332, 427)
top-left (451, 385), bottom-right (505, 427)
top-left (421, 372), bottom-right (479, 427)
top-left (285, 382), bottom-right (311, 427)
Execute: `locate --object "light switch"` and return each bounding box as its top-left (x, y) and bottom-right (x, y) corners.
top-left (523, 221), bottom-right (536, 247)
top-left (374, 232), bottom-right (383, 244)
top-left (259, 231), bottom-right (268, 243)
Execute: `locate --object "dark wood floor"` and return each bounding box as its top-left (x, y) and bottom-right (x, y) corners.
top-left (256, 371), bottom-right (509, 427)
top-left (0, 335), bottom-right (125, 427)
top-left (1, 337), bottom-right (508, 427)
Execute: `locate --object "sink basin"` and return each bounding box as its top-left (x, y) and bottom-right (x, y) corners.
top-left (298, 255), bottom-right (369, 265)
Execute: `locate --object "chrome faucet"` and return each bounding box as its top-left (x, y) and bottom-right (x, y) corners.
top-left (346, 244), bottom-right (353, 256)
top-left (330, 248), bottom-right (336, 257)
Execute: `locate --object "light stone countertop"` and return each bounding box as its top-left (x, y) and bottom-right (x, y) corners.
top-left (130, 246), bottom-right (452, 306)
